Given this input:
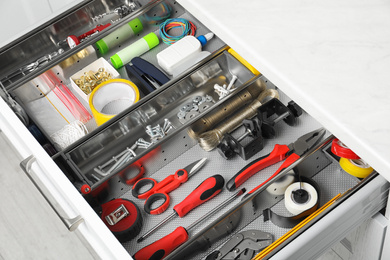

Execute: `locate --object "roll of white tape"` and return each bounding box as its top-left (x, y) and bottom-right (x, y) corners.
top-left (89, 79), bottom-right (139, 126)
top-left (266, 170), bottom-right (295, 196)
top-left (284, 182), bottom-right (318, 215)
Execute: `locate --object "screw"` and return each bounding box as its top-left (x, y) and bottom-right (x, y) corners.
top-left (152, 125), bottom-right (165, 138)
top-left (236, 128), bottom-right (253, 142)
top-left (274, 111), bottom-right (291, 124)
top-left (136, 138), bottom-right (152, 149)
top-left (163, 119), bottom-right (174, 133)
top-left (227, 75), bottom-right (238, 90)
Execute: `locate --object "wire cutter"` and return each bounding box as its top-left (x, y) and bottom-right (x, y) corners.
top-left (205, 230), bottom-right (273, 260)
top-left (132, 158), bottom-right (207, 215)
top-left (226, 128), bottom-right (326, 192)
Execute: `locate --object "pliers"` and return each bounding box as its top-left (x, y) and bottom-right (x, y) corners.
top-left (205, 230), bottom-right (273, 260)
top-left (226, 128), bottom-right (326, 192)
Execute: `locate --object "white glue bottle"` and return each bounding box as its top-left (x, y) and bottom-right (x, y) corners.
top-left (157, 33), bottom-right (214, 75)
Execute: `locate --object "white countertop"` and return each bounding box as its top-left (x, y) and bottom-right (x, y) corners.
top-left (179, 0), bottom-right (390, 180)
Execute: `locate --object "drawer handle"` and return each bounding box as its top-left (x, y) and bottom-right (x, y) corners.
top-left (20, 155), bottom-right (84, 231)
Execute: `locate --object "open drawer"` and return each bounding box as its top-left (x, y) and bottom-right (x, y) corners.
top-left (0, 0), bottom-right (387, 259)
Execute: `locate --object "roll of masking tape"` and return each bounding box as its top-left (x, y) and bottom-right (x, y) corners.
top-left (266, 170), bottom-right (295, 196)
top-left (339, 158), bottom-right (373, 178)
top-left (89, 79), bottom-right (139, 126)
top-left (96, 18), bottom-right (143, 55)
top-left (284, 182), bottom-right (318, 215)
top-left (263, 177), bottom-right (320, 228)
top-left (110, 32), bottom-right (160, 69)
top-left (331, 139), bottom-right (360, 159)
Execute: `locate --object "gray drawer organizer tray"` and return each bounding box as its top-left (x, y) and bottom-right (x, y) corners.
top-left (0, 0), bottom-right (387, 259)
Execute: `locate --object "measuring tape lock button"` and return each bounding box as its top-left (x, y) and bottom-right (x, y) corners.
top-left (100, 198), bottom-right (143, 242)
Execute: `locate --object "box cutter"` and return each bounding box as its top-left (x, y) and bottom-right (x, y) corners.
top-left (206, 230), bottom-right (273, 260)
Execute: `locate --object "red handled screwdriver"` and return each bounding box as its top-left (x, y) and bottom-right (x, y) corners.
top-left (133, 188), bottom-right (246, 260)
top-left (137, 174), bottom-right (225, 243)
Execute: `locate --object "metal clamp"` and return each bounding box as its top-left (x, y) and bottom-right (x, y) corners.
top-left (105, 204), bottom-right (129, 226)
top-left (20, 155), bottom-right (84, 232)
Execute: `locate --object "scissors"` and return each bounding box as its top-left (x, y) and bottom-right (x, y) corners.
top-left (132, 158), bottom-right (207, 215)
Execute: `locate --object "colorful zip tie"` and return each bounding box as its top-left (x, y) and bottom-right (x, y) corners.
top-left (159, 18), bottom-right (197, 45)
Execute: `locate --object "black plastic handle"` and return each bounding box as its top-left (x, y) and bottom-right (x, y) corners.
top-left (173, 174), bottom-right (225, 218)
top-left (132, 178), bottom-right (157, 199)
top-left (144, 192), bottom-right (170, 215)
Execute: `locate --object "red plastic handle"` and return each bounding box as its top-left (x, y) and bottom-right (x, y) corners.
top-left (133, 226), bottom-right (188, 260)
top-left (156, 169), bottom-right (189, 195)
top-left (226, 144), bottom-right (290, 191)
top-left (124, 162), bottom-right (145, 185)
top-left (79, 23), bottom-right (111, 39)
top-left (132, 169), bottom-right (189, 200)
top-left (247, 152), bottom-right (301, 196)
top-left (144, 192), bottom-right (170, 215)
top-left (174, 174), bottom-right (225, 218)
top-left (132, 178), bottom-right (159, 199)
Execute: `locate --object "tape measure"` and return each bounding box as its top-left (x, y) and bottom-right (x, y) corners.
top-left (100, 198), bottom-right (143, 242)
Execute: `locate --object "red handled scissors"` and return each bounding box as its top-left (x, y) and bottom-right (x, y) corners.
top-left (132, 158), bottom-right (207, 215)
top-left (226, 128), bottom-right (326, 193)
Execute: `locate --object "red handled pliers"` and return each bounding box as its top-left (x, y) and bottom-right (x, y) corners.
top-left (226, 128), bottom-right (326, 193)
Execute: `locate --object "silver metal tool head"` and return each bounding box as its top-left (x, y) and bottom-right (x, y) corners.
top-left (185, 158), bottom-right (207, 178)
top-left (207, 229), bottom-right (273, 260)
top-left (290, 128), bottom-right (326, 156)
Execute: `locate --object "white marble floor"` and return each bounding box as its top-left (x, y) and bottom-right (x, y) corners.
top-left (0, 132), bottom-right (93, 260)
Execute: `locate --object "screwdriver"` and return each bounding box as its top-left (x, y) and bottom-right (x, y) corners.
top-left (133, 188), bottom-right (246, 260)
top-left (137, 174), bottom-right (225, 243)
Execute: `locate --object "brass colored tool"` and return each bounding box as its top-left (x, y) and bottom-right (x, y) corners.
top-left (188, 79), bottom-right (267, 139)
top-left (198, 89), bottom-right (279, 151)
